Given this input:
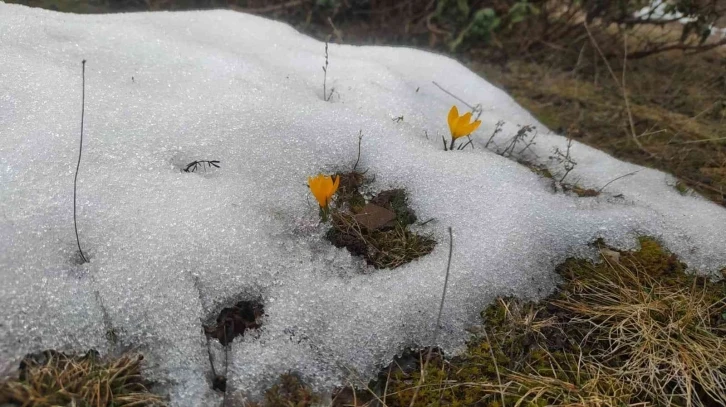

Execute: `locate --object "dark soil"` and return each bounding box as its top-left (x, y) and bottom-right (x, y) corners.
top-left (204, 300), bottom-right (264, 346)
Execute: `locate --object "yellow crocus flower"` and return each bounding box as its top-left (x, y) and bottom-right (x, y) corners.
top-left (308, 174), bottom-right (340, 209)
top-left (447, 105), bottom-right (481, 150)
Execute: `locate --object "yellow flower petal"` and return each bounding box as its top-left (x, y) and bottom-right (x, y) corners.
top-left (463, 120), bottom-right (481, 136)
top-left (447, 105), bottom-right (459, 135)
top-left (452, 117), bottom-right (467, 139)
top-left (308, 173), bottom-right (339, 209)
top-left (446, 106), bottom-right (483, 143)
top-left (332, 175), bottom-right (340, 194)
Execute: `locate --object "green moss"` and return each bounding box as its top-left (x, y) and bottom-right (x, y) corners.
top-left (518, 160), bottom-right (554, 180)
top-left (327, 215), bottom-right (436, 269)
top-left (558, 237), bottom-right (689, 288)
top-left (262, 373), bottom-right (318, 407)
top-left (387, 189), bottom-right (417, 226)
top-left (674, 180), bottom-right (691, 195)
top-left (327, 173), bottom-right (435, 269)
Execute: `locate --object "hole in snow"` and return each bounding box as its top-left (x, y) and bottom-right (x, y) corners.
top-left (325, 172), bottom-right (436, 269)
top-left (204, 300), bottom-right (264, 346)
top-left (211, 374), bottom-right (227, 393)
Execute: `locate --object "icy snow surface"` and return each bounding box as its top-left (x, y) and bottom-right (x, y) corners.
top-left (1, 3), bottom-right (725, 405)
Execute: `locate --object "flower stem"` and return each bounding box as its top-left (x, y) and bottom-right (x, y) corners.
top-left (319, 206), bottom-right (329, 223)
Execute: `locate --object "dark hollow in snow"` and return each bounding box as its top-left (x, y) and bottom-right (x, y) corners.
top-left (212, 374), bottom-right (227, 393)
top-left (204, 300), bottom-right (264, 346)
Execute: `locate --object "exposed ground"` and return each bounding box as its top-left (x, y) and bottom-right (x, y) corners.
top-left (332, 238), bottom-right (726, 407)
top-left (0, 350), bottom-right (165, 406)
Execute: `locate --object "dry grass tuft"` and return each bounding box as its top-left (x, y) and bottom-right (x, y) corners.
top-left (343, 238), bottom-right (726, 407)
top-left (554, 247), bottom-right (726, 406)
top-left (0, 350), bottom-right (165, 407)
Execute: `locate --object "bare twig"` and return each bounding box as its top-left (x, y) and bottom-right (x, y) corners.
top-left (353, 130), bottom-right (363, 171)
top-left (626, 38), bottom-right (726, 59)
top-left (517, 128), bottom-right (538, 156)
top-left (344, 367), bottom-right (389, 407)
top-left (204, 327), bottom-right (217, 380)
top-left (383, 364), bottom-right (392, 405)
top-left (677, 136), bottom-right (726, 145)
top-left (432, 81), bottom-right (483, 120)
top-left (620, 33), bottom-right (646, 155)
top-left (409, 226), bottom-right (454, 407)
top-left (457, 136), bottom-right (474, 150)
top-left (571, 43), bottom-right (587, 77)
top-left (74, 60), bottom-right (88, 264)
top-left (501, 125), bottom-right (536, 158)
top-left (327, 16), bottom-right (343, 42)
top-left (433, 81), bottom-right (474, 110)
top-left (183, 160), bottom-right (220, 173)
top-left (322, 41), bottom-right (334, 102)
top-left (223, 327), bottom-right (229, 406)
top-left (583, 23), bottom-right (655, 158)
top-left (484, 121), bottom-right (505, 149)
top-left (551, 138), bottom-right (577, 183)
top-left (189, 273), bottom-right (220, 391)
top-left (680, 176), bottom-right (726, 195)
top-left (597, 170), bottom-right (640, 194)
top-left (482, 326), bottom-right (505, 407)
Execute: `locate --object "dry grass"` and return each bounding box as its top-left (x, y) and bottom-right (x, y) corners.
top-left (472, 43), bottom-right (726, 205)
top-left (338, 238), bottom-right (726, 407)
top-left (328, 209), bottom-right (436, 270)
top-left (0, 350), bottom-right (165, 407)
top-left (554, 257), bottom-right (726, 406)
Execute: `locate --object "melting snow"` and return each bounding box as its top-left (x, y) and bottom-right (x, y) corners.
top-left (1, 3), bottom-right (725, 405)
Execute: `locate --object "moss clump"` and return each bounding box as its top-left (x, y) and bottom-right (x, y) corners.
top-left (261, 374), bottom-right (318, 407)
top-left (371, 188), bottom-right (418, 227)
top-left (523, 162), bottom-right (554, 180)
top-left (334, 171), bottom-right (367, 213)
top-left (674, 180), bottom-right (691, 196)
top-left (327, 172), bottom-right (435, 269)
top-left (327, 212), bottom-right (436, 269)
top-left (0, 350), bottom-right (165, 407)
top-left (352, 237), bottom-right (726, 407)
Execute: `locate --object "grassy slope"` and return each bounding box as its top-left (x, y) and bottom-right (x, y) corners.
top-left (341, 239), bottom-right (726, 407)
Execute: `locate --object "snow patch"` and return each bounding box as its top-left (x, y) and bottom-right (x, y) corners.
top-left (1, 3), bottom-right (724, 405)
